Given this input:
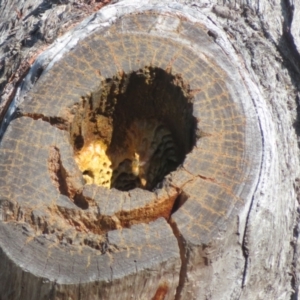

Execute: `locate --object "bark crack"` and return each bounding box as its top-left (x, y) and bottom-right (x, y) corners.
top-left (220, 9), bottom-right (268, 291)
top-left (21, 112), bottom-right (69, 131)
top-left (290, 216), bottom-right (299, 300)
top-left (48, 146), bottom-right (70, 198)
top-left (168, 218), bottom-right (189, 300)
top-left (291, 180), bottom-right (300, 299)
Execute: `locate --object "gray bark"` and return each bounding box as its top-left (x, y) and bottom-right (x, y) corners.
top-left (0, 0), bottom-right (299, 299)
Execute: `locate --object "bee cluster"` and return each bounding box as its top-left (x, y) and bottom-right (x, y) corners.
top-left (75, 119), bottom-right (178, 191)
top-left (70, 66), bottom-right (195, 192)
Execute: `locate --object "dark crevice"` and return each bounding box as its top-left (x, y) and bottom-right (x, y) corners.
top-left (294, 94), bottom-right (300, 149)
top-left (73, 193), bottom-right (88, 210)
top-left (74, 134), bottom-right (84, 150)
top-left (290, 178), bottom-right (300, 299)
top-left (240, 107), bottom-right (265, 288)
top-left (48, 146), bottom-right (87, 210)
top-left (290, 210), bottom-right (299, 300)
top-left (171, 192), bottom-right (188, 215)
top-left (207, 30), bottom-right (218, 40)
top-left (241, 227), bottom-right (249, 287)
top-left (48, 146), bottom-right (70, 197)
top-left (250, 0), bottom-right (300, 90)
top-left (168, 218), bottom-right (189, 300)
top-left (21, 112), bottom-right (69, 131)
top-left (83, 236), bottom-right (108, 253)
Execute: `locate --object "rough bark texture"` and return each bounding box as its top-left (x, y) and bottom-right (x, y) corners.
top-left (0, 0), bottom-right (299, 300)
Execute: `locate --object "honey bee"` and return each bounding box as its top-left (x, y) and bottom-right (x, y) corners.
top-left (112, 119), bottom-right (178, 190)
top-left (131, 153), bottom-right (147, 186)
top-left (74, 119), bottom-right (178, 191)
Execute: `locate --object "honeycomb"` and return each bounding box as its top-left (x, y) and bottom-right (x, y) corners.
top-left (74, 140), bottom-right (112, 187)
top-left (74, 119), bottom-right (178, 191)
top-left (70, 66), bottom-right (193, 191)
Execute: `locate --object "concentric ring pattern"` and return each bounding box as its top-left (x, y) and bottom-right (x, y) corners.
top-left (0, 5), bottom-right (262, 300)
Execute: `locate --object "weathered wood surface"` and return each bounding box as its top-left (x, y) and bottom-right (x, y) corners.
top-left (0, 0), bottom-right (300, 299)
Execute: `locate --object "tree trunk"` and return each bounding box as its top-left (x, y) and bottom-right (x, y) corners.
top-left (0, 0), bottom-right (299, 299)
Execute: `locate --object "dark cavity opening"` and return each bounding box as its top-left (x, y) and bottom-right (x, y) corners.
top-left (70, 66), bottom-right (196, 191)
